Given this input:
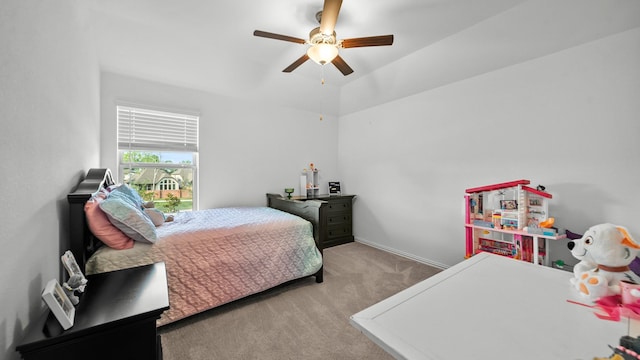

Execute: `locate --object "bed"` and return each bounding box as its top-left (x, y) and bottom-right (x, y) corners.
top-left (67, 168), bottom-right (327, 326)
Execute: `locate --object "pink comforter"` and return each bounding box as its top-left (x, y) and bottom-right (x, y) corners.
top-left (85, 207), bottom-right (323, 325)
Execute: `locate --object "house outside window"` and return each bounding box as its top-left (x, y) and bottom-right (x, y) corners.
top-left (117, 104), bottom-right (199, 213)
top-left (157, 177), bottom-right (179, 191)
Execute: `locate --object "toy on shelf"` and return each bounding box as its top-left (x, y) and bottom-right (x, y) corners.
top-left (539, 218), bottom-right (555, 228)
top-left (464, 179), bottom-right (565, 265)
top-left (567, 230), bottom-right (598, 279)
top-left (568, 223), bottom-right (640, 301)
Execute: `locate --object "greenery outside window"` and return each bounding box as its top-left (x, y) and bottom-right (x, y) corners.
top-left (117, 105), bottom-right (199, 213)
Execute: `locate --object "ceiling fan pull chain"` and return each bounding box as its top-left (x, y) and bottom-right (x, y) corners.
top-left (320, 67), bottom-right (325, 121)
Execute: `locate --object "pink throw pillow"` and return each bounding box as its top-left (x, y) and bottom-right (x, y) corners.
top-left (84, 197), bottom-right (134, 250)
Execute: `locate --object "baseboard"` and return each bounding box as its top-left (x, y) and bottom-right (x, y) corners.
top-left (354, 237), bottom-right (450, 270)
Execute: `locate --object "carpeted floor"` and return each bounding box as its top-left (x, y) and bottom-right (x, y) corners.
top-left (158, 241), bottom-right (441, 359)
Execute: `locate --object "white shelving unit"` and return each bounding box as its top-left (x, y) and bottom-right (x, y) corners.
top-left (300, 167), bottom-right (320, 198)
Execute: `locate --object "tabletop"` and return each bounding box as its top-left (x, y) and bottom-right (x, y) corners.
top-left (350, 253), bottom-right (629, 360)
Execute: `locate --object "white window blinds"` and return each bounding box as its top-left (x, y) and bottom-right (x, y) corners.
top-left (117, 105), bottom-right (199, 152)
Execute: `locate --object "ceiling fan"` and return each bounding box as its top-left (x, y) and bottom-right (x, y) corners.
top-left (253, 0), bottom-right (394, 76)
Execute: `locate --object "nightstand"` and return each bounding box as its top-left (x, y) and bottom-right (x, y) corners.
top-left (17, 262), bottom-right (169, 360)
top-left (293, 194), bottom-right (356, 248)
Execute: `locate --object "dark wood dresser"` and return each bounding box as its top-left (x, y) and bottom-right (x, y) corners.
top-left (16, 262), bottom-right (169, 360)
top-left (293, 194), bottom-right (356, 249)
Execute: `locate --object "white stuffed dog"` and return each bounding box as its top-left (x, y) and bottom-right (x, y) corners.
top-left (567, 233), bottom-right (597, 278)
top-left (568, 223), bottom-right (640, 300)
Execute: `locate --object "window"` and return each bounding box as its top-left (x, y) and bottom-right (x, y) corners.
top-left (117, 105), bottom-right (199, 213)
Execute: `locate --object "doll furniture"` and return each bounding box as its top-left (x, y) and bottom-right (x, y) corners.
top-left (464, 179), bottom-right (566, 265)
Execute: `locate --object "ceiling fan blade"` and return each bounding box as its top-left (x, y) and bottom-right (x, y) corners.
top-left (283, 54), bottom-right (310, 73)
top-left (331, 55), bottom-right (353, 76)
top-left (341, 35), bottom-right (394, 48)
top-left (253, 30), bottom-right (306, 44)
top-left (319, 0), bottom-right (342, 35)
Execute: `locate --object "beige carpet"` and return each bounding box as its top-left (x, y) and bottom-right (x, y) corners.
top-left (159, 242), bottom-right (441, 359)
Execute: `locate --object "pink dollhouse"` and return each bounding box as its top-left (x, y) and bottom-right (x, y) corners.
top-left (464, 180), bottom-right (563, 265)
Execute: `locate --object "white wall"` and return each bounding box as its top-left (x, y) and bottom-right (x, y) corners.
top-left (339, 28), bottom-right (640, 268)
top-left (3, 2), bottom-right (638, 358)
top-left (0, 1), bottom-right (100, 359)
top-left (100, 72), bottom-right (340, 209)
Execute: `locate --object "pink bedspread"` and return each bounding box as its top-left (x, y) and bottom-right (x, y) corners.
top-left (85, 207), bottom-right (323, 326)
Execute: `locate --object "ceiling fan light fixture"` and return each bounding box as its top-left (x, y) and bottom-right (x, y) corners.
top-left (307, 43), bottom-right (338, 65)
top-left (253, 0), bottom-right (393, 75)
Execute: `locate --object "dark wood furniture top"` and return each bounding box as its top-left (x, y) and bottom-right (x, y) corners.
top-left (16, 262), bottom-right (169, 360)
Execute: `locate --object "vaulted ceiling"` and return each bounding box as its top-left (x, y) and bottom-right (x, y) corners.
top-left (85, 0), bottom-right (640, 116)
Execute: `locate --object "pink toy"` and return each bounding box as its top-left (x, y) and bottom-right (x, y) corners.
top-left (621, 280), bottom-right (640, 306)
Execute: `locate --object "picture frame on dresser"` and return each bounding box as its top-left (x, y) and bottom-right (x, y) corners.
top-left (328, 181), bottom-right (341, 195)
top-left (41, 279), bottom-right (75, 330)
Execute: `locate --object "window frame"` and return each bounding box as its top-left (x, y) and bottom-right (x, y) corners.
top-left (116, 104), bottom-right (199, 211)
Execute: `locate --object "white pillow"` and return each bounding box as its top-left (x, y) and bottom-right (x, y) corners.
top-left (99, 196), bottom-right (158, 243)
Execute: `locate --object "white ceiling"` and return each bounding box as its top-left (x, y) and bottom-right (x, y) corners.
top-left (85, 0), bottom-right (640, 115)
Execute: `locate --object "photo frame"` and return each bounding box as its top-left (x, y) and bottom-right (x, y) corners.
top-left (500, 200), bottom-right (518, 210)
top-left (42, 279), bottom-right (75, 330)
top-left (529, 197), bottom-right (542, 206)
top-left (328, 181), bottom-right (341, 195)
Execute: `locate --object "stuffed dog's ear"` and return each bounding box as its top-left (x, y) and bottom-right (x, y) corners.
top-left (618, 226), bottom-right (640, 249)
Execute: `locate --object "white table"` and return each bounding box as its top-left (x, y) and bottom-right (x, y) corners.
top-left (350, 252), bottom-right (629, 360)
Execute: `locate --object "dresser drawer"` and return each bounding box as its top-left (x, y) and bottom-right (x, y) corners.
top-left (326, 198), bottom-right (352, 213)
top-left (328, 213), bottom-right (352, 226)
top-left (327, 225), bottom-right (353, 240)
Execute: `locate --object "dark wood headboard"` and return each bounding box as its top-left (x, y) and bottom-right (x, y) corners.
top-left (67, 168), bottom-right (115, 271)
